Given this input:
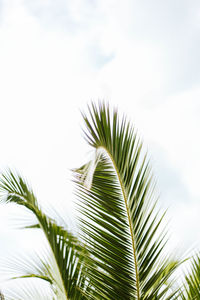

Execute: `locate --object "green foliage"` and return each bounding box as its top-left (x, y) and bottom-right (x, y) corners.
top-left (0, 102), bottom-right (199, 299)
top-left (0, 171), bottom-right (92, 299)
top-left (182, 254), bottom-right (200, 299)
top-left (74, 103), bottom-right (179, 299)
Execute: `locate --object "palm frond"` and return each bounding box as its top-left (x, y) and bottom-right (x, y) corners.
top-left (74, 102), bottom-right (179, 299)
top-left (0, 170), bottom-right (92, 299)
top-left (182, 253), bottom-right (200, 299)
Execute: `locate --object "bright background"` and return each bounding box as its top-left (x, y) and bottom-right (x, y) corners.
top-left (0, 0), bottom-right (200, 276)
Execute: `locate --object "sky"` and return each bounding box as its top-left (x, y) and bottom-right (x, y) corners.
top-left (0, 0), bottom-right (200, 289)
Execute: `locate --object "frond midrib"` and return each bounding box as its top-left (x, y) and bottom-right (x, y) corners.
top-left (99, 145), bottom-right (140, 300)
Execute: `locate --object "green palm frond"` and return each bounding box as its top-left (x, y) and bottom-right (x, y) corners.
top-left (0, 170), bottom-right (92, 299)
top-left (182, 254), bottom-right (200, 299)
top-left (74, 102), bottom-right (179, 299)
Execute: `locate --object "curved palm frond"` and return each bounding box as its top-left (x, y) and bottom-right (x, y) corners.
top-left (74, 102), bottom-right (179, 299)
top-left (0, 170), bottom-right (92, 300)
top-left (182, 253), bottom-right (200, 299)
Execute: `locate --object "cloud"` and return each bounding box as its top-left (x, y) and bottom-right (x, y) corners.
top-left (22, 0), bottom-right (200, 95)
top-left (17, 0), bottom-right (200, 101)
top-left (24, 0), bottom-right (108, 34)
top-left (132, 0), bottom-right (200, 92)
top-left (146, 144), bottom-right (199, 252)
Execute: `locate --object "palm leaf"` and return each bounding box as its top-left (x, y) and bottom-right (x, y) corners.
top-left (182, 253), bottom-right (200, 299)
top-left (0, 170), bottom-right (92, 299)
top-left (74, 102), bottom-right (179, 299)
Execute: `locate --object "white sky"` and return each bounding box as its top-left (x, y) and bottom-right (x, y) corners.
top-left (0, 0), bottom-right (200, 283)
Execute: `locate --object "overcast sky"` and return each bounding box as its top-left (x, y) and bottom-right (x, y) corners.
top-left (0, 0), bottom-right (200, 285)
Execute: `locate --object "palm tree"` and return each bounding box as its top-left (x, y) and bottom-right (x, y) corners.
top-left (0, 101), bottom-right (194, 299)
